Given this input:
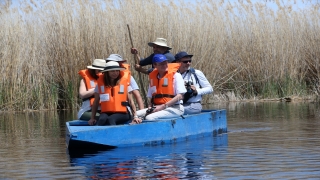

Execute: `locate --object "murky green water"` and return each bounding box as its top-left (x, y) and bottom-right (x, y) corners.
top-left (0, 102), bottom-right (319, 179)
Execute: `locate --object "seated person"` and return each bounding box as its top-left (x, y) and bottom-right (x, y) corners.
top-left (174, 51), bottom-right (213, 114)
top-left (88, 61), bottom-right (141, 126)
top-left (105, 54), bottom-right (144, 110)
top-left (77, 59), bottom-right (107, 120)
top-left (135, 54), bottom-right (186, 121)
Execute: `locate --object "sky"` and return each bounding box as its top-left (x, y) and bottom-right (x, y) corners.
top-left (184, 0), bottom-right (318, 11)
top-left (5, 0), bottom-right (320, 14)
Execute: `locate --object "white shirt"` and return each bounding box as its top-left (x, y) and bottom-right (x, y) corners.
top-left (180, 68), bottom-right (213, 102)
top-left (147, 72), bottom-right (186, 104)
top-left (130, 76), bottom-right (139, 90)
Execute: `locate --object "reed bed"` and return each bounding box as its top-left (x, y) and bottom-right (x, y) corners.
top-left (0, 0), bottom-right (320, 111)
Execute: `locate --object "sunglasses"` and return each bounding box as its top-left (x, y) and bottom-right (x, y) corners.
top-left (181, 60), bottom-right (192, 63)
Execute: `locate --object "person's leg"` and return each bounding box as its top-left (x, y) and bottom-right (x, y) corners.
top-left (79, 110), bottom-right (101, 121)
top-left (183, 103), bottom-right (202, 115)
top-left (79, 111), bottom-right (92, 120)
top-left (145, 104), bottom-right (184, 120)
top-left (96, 113), bottom-right (109, 125)
top-left (107, 113), bottom-right (130, 125)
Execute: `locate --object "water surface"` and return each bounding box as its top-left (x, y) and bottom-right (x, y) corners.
top-left (0, 102), bottom-right (319, 179)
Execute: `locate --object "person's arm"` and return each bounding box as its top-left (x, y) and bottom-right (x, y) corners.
top-left (134, 64), bottom-right (149, 74)
top-left (79, 79), bottom-right (95, 99)
top-left (128, 91), bottom-right (142, 124)
top-left (130, 76), bottom-right (145, 109)
top-left (131, 48), bottom-right (152, 74)
top-left (132, 90), bottom-right (144, 109)
top-left (153, 93), bottom-right (184, 112)
top-left (131, 48), bottom-right (142, 62)
top-left (138, 54), bottom-right (153, 66)
top-left (128, 92), bottom-right (136, 116)
top-left (88, 92), bottom-right (99, 125)
top-left (193, 70), bottom-right (213, 96)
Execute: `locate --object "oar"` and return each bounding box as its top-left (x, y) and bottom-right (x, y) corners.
top-left (127, 24), bottom-right (148, 107)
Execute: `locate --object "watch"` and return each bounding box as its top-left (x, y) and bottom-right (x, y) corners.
top-left (165, 104), bottom-right (168, 109)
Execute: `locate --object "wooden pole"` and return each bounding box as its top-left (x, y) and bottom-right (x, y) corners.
top-left (127, 24), bottom-right (148, 107)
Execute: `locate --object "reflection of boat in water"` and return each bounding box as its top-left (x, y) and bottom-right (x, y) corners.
top-left (69, 133), bottom-right (228, 179)
top-left (66, 109), bottom-right (227, 151)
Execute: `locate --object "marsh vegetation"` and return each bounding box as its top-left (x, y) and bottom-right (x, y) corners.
top-left (1, 0), bottom-right (320, 111)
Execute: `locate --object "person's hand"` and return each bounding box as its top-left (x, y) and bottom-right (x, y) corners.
top-left (134, 64), bottom-right (141, 69)
top-left (131, 48), bottom-right (138, 54)
top-left (153, 104), bottom-right (165, 112)
top-left (88, 118), bottom-right (96, 125)
top-left (131, 117), bottom-right (142, 124)
top-left (191, 85), bottom-right (198, 95)
top-left (134, 64), bottom-right (142, 71)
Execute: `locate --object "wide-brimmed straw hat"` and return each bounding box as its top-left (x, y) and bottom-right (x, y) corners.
top-left (105, 54), bottom-right (127, 62)
top-left (101, 61), bottom-right (126, 72)
top-left (87, 59), bottom-right (108, 70)
top-left (148, 38), bottom-right (172, 50)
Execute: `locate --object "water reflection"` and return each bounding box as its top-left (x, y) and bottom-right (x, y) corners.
top-left (0, 102), bottom-right (319, 179)
top-left (68, 134), bottom-right (228, 179)
top-left (0, 110), bottom-right (78, 179)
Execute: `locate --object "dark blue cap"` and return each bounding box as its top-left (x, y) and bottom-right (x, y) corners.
top-left (153, 54), bottom-right (168, 63)
top-left (173, 51), bottom-right (193, 62)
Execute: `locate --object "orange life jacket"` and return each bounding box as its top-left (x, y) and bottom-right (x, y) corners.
top-left (97, 71), bottom-right (130, 113)
top-left (78, 69), bottom-right (97, 106)
top-left (149, 63), bottom-right (180, 105)
top-left (121, 63), bottom-right (131, 82)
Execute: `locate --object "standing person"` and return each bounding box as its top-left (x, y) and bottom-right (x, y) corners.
top-left (77, 59), bottom-right (107, 120)
top-left (135, 54), bottom-right (186, 121)
top-left (174, 51), bottom-right (213, 115)
top-left (105, 54), bottom-right (145, 110)
top-left (88, 61), bottom-right (141, 126)
top-left (131, 38), bottom-right (175, 74)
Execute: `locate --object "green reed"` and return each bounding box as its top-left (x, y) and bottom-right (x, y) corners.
top-left (0, 0), bottom-right (319, 111)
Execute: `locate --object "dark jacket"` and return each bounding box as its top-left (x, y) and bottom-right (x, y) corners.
top-left (139, 51), bottom-right (175, 66)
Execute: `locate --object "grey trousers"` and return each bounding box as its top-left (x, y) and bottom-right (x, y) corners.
top-left (183, 102), bottom-right (202, 115)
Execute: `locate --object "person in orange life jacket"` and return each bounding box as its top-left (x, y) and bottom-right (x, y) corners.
top-left (131, 38), bottom-right (175, 74)
top-left (173, 51), bottom-right (213, 115)
top-left (134, 54), bottom-right (186, 121)
top-left (104, 54), bottom-right (144, 110)
top-left (77, 59), bottom-right (107, 120)
top-left (88, 61), bottom-right (142, 126)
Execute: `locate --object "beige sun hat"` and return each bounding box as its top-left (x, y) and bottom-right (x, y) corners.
top-left (105, 54), bottom-right (127, 62)
top-left (101, 61), bottom-right (126, 72)
top-left (87, 59), bottom-right (108, 70)
top-left (148, 38), bottom-right (172, 50)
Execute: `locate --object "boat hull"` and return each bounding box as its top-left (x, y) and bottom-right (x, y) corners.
top-left (66, 109), bottom-right (227, 150)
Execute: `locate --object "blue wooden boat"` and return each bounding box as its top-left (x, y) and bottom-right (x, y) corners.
top-left (66, 109), bottom-right (227, 150)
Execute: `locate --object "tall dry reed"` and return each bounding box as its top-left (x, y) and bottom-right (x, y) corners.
top-left (0, 0), bottom-right (320, 111)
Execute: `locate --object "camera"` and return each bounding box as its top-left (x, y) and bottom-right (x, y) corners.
top-left (185, 81), bottom-right (193, 94)
top-left (183, 81), bottom-right (194, 103)
top-left (146, 106), bottom-right (156, 114)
